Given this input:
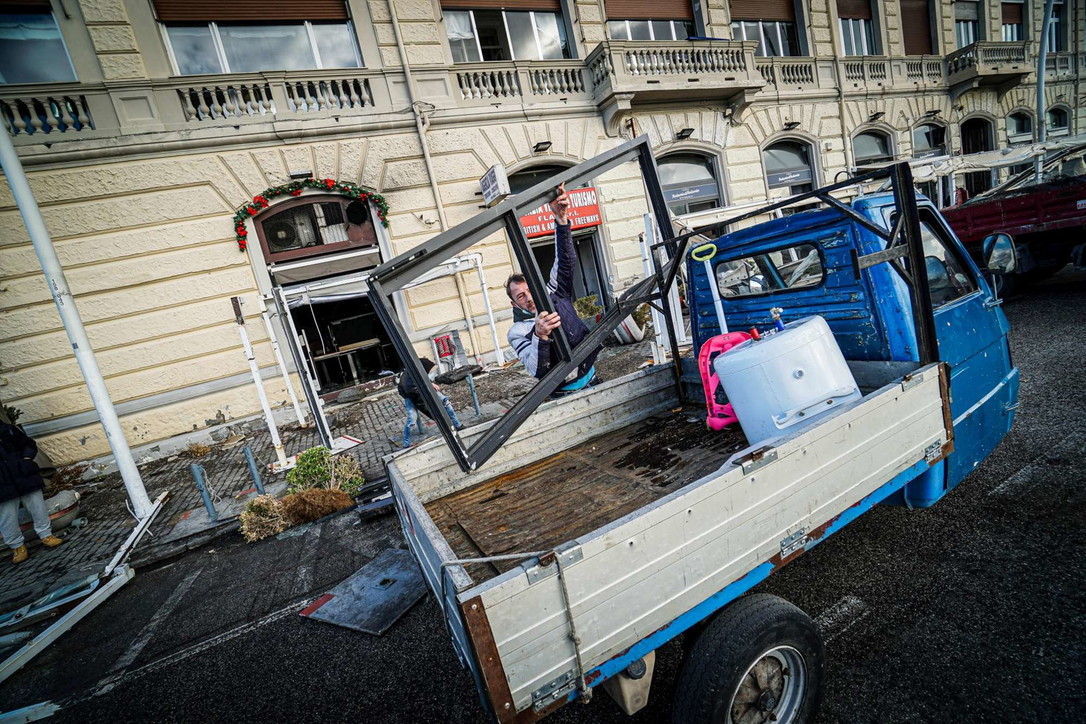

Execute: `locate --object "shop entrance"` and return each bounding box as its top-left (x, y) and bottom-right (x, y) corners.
top-left (530, 230), bottom-right (610, 310)
top-left (285, 292), bottom-right (399, 393)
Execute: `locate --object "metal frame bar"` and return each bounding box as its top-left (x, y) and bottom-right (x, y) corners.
top-left (369, 136), bottom-right (677, 472)
top-left (368, 137), bottom-right (939, 471)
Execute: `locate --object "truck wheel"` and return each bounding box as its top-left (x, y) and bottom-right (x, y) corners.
top-left (671, 593), bottom-right (824, 724)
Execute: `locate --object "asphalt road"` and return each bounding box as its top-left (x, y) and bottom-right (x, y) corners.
top-left (2, 269), bottom-right (1083, 723)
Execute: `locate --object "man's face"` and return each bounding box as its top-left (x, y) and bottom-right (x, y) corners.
top-left (509, 281), bottom-right (535, 314)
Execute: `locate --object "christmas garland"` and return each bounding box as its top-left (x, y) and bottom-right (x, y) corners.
top-left (232, 178), bottom-right (390, 251)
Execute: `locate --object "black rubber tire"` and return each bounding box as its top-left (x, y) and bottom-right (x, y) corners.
top-left (671, 593), bottom-right (825, 724)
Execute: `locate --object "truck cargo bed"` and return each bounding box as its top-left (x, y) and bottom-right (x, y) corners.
top-left (426, 417), bottom-right (747, 582)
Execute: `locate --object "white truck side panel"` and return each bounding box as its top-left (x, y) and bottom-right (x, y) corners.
top-left (475, 364), bottom-right (948, 712)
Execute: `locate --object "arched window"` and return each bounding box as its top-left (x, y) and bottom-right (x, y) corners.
top-left (1047, 107), bottom-right (1070, 136)
top-left (658, 153), bottom-right (724, 215)
top-left (256, 196), bottom-right (377, 264)
top-left (1007, 112), bottom-right (1032, 141)
top-left (763, 140), bottom-right (814, 194)
top-left (912, 123), bottom-right (946, 158)
top-left (853, 131), bottom-right (893, 167)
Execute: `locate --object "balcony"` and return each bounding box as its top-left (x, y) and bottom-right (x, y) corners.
top-left (1045, 51), bottom-right (1078, 81)
top-left (586, 40), bottom-right (763, 133)
top-left (450, 60), bottom-right (591, 107)
top-left (756, 56), bottom-right (945, 97)
top-left (946, 41), bottom-right (1031, 101)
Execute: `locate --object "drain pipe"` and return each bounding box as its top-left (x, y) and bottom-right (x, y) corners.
top-left (1035, 0), bottom-right (1056, 183)
top-left (0, 125), bottom-right (154, 519)
top-left (388, 0), bottom-right (449, 231)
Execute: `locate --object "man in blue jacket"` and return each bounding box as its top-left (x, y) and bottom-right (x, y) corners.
top-left (505, 185), bottom-right (600, 397)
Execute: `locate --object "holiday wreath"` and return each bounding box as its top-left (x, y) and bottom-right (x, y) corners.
top-left (232, 178), bottom-right (390, 251)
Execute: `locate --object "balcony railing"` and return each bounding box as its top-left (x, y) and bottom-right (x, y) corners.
top-left (587, 40), bottom-right (762, 102)
top-left (758, 56), bottom-right (945, 95)
top-left (0, 85), bottom-right (98, 137)
top-left (1046, 51), bottom-right (1077, 79)
top-left (452, 60), bottom-right (589, 104)
top-left (946, 41), bottom-right (1030, 86)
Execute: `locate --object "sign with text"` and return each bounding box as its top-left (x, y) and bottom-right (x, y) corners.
top-left (518, 186), bottom-right (602, 239)
top-left (480, 165), bottom-right (510, 207)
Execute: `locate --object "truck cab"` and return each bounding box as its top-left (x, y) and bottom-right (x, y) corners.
top-left (688, 192), bottom-right (1019, 507)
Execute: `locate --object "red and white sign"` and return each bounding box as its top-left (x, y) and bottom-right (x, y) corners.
top-left (518, 186), bottom-right (602, 239)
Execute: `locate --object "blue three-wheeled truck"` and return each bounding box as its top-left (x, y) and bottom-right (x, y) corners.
top-left (371, 137), bottom-right (1019, 724)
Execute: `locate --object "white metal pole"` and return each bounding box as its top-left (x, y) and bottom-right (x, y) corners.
top-left (1036, 0), bottom-right (1057, 183)
top-left (0, 125), bottom-right (154, 518)
top-left (231, 297), bottom-right (287, 468)
top-left (640, 217), bottom-right (668, 366)
top-left (258, 296), bottom-right (307, 427)
top-left (469, 254), bottom-right (506, 366)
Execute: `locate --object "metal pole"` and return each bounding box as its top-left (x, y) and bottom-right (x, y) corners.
top-left (231, 296), bottom-right (288, 468)
top-left (188, 464), bottom-right (218, 522)
top-left (470, 254), bottom-right (506, 366)
top-left (640, 220), bottom-right (668, 366)
top-left (258, 296), bottom-right (307, 427)
top-left (1036, 0), bottom-right (1057, 183)
top-left (0, 125), bottom-right (154, 519)
top-left (242, 446), bottom-right (266, 495)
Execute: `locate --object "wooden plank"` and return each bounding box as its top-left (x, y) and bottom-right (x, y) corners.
top-left (426, 415), bottom-right (746, 578)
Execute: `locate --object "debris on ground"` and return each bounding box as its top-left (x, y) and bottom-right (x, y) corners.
top-left (281, 489), bottom-right (354, 526)
top-left (239, 495), bottom-right (289, 542)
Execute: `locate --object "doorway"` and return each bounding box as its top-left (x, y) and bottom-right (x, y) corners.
top-left (530, 230), bottom-right (610, 311)
top-left (961, 118), bottom-right (995, 197)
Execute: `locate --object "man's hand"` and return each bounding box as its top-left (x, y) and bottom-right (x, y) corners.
top-left (534, 311), bottom-right (561, 341)
top-left (549, 184), bottom-right (571, 225)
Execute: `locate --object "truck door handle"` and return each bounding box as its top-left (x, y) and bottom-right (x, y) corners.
top-left (983, 297), bottom-right (1003, 309)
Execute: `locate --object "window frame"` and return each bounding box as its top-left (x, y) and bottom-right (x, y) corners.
top-left (839, 16), bottom-right (876, 56)
top-left (852, 130), bottom-right (895, 167)
top-left (0, 7), bottom-right (78, 85)
top-left (1006, 111), bottom-right (1033, 143)
top-left (712, 241), bottom-right (827, 301)
top-left (889, 207), bottom-right (979, 308)
top-left (657, 151), bottom-right (726, 216)
top-left (443, 8), bottom-right (571, 63)
top-left (912, 122), bottom-right (948, 159)
top-left (763, 139), bottom-right (817, 192)
top-left (1046, 106), bottom-right (1071, 137)
top-left (731, 19), bottom-right (800, 57)
top-left (606, 18), bottom-right (694, 41)
top-left (161, 20), bottom-right (364, 76)
top-left (254, 195), bottom-right (379, 264)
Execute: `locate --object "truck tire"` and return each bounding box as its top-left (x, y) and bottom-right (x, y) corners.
top-left (671, 593), bottom-right (824, 724)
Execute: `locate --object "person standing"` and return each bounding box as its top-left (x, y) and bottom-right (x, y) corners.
top-left (505, 185), bottom-right (601, 397)
top-left (1, 421), bottom-right (63, 564)
top-left (397, 358), bottom-right (465, 448)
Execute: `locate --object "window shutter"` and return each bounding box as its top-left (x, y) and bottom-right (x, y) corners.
top-left (901, 0), bottom-right (933, 55)
top-left (153, 1), bottom-right (350, 22)
top-left (1001, 3), bottom-right (1023, 25)
top-left (836, 0), bottom-right (872, 20)
top-left (441, 0), bottom-right (562, 10)
top-left (604, 0), bottom-right (694, 21)
top-left (954, 1), bottom-right (979, 22)
top-left (729, 1), bottom-right (796, 23)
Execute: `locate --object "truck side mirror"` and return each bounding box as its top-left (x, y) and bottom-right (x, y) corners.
top-left (982, 233), bottom-right (1017, 275)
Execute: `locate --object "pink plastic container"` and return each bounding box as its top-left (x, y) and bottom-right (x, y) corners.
top-left (698, 332), bottom-right (752, 430)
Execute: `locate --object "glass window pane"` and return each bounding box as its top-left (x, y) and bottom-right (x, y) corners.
top-left (628, 20), bottom-right (651, 41)
top-left (446, 11), bottom-right (481, 63)
top-left (0, 12), bottom-right (77, 84)
top-left (312, 22), bottom-right (361, 68)
top-left (608, 20), bottom-right (629, 40)
top-left (680, 21), bottom-right (695, 40)
top-left (534, 12), bottom-right (567, 60)
top-left (659, 154), bottom-right (721, 215)
top-left (714, 244), bottom-right (823, 298)
top-left (854, 132), bottom-right (890, 162)
top-left (504, 11), bottom-right (537, 61)
top-left (474, 10), bottom-right (508, 61)
top-left (918, 218), bottom-right (976, 307)
top-left (762, 22), bottom-right (781, 56)
top-left (651, 21), bottom-right (675, 41)
top-left (219, 24), bottom-right (315, 72)
top-left (166, 25), bottom-right (223, 75)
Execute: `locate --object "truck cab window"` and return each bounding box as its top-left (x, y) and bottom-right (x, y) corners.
top-left (917, 214), bottom-right (976, 307)
top-left (715, 243), bottom-right (823, 298)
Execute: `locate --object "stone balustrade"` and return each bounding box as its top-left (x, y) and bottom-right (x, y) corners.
top-left (0, 86), bottom-right (99, 137)
top-left (452, 60), bottom-right (588, 104)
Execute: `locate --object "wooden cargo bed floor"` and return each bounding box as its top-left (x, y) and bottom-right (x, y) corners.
top-left (426, 412), bottom-right (747, 584)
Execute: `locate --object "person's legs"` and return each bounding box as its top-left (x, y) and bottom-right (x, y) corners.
top-left (0, 498), bottom-right (25, 550)
top-left (402, 398), bottom-right (418, 448)
top-left (21, 490), bottom-right (53, 541)
top-left (440, 395), bottom-right (463, 429)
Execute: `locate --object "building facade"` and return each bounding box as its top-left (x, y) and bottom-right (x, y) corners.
top-left (0, 0), bottom-right (1081, 464)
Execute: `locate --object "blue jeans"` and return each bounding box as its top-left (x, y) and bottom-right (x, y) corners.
top-left (403, 396), bottom-right (462, 448)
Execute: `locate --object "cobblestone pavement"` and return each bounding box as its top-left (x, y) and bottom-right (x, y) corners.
top-left (0, 340), bottom-right (653, 613)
